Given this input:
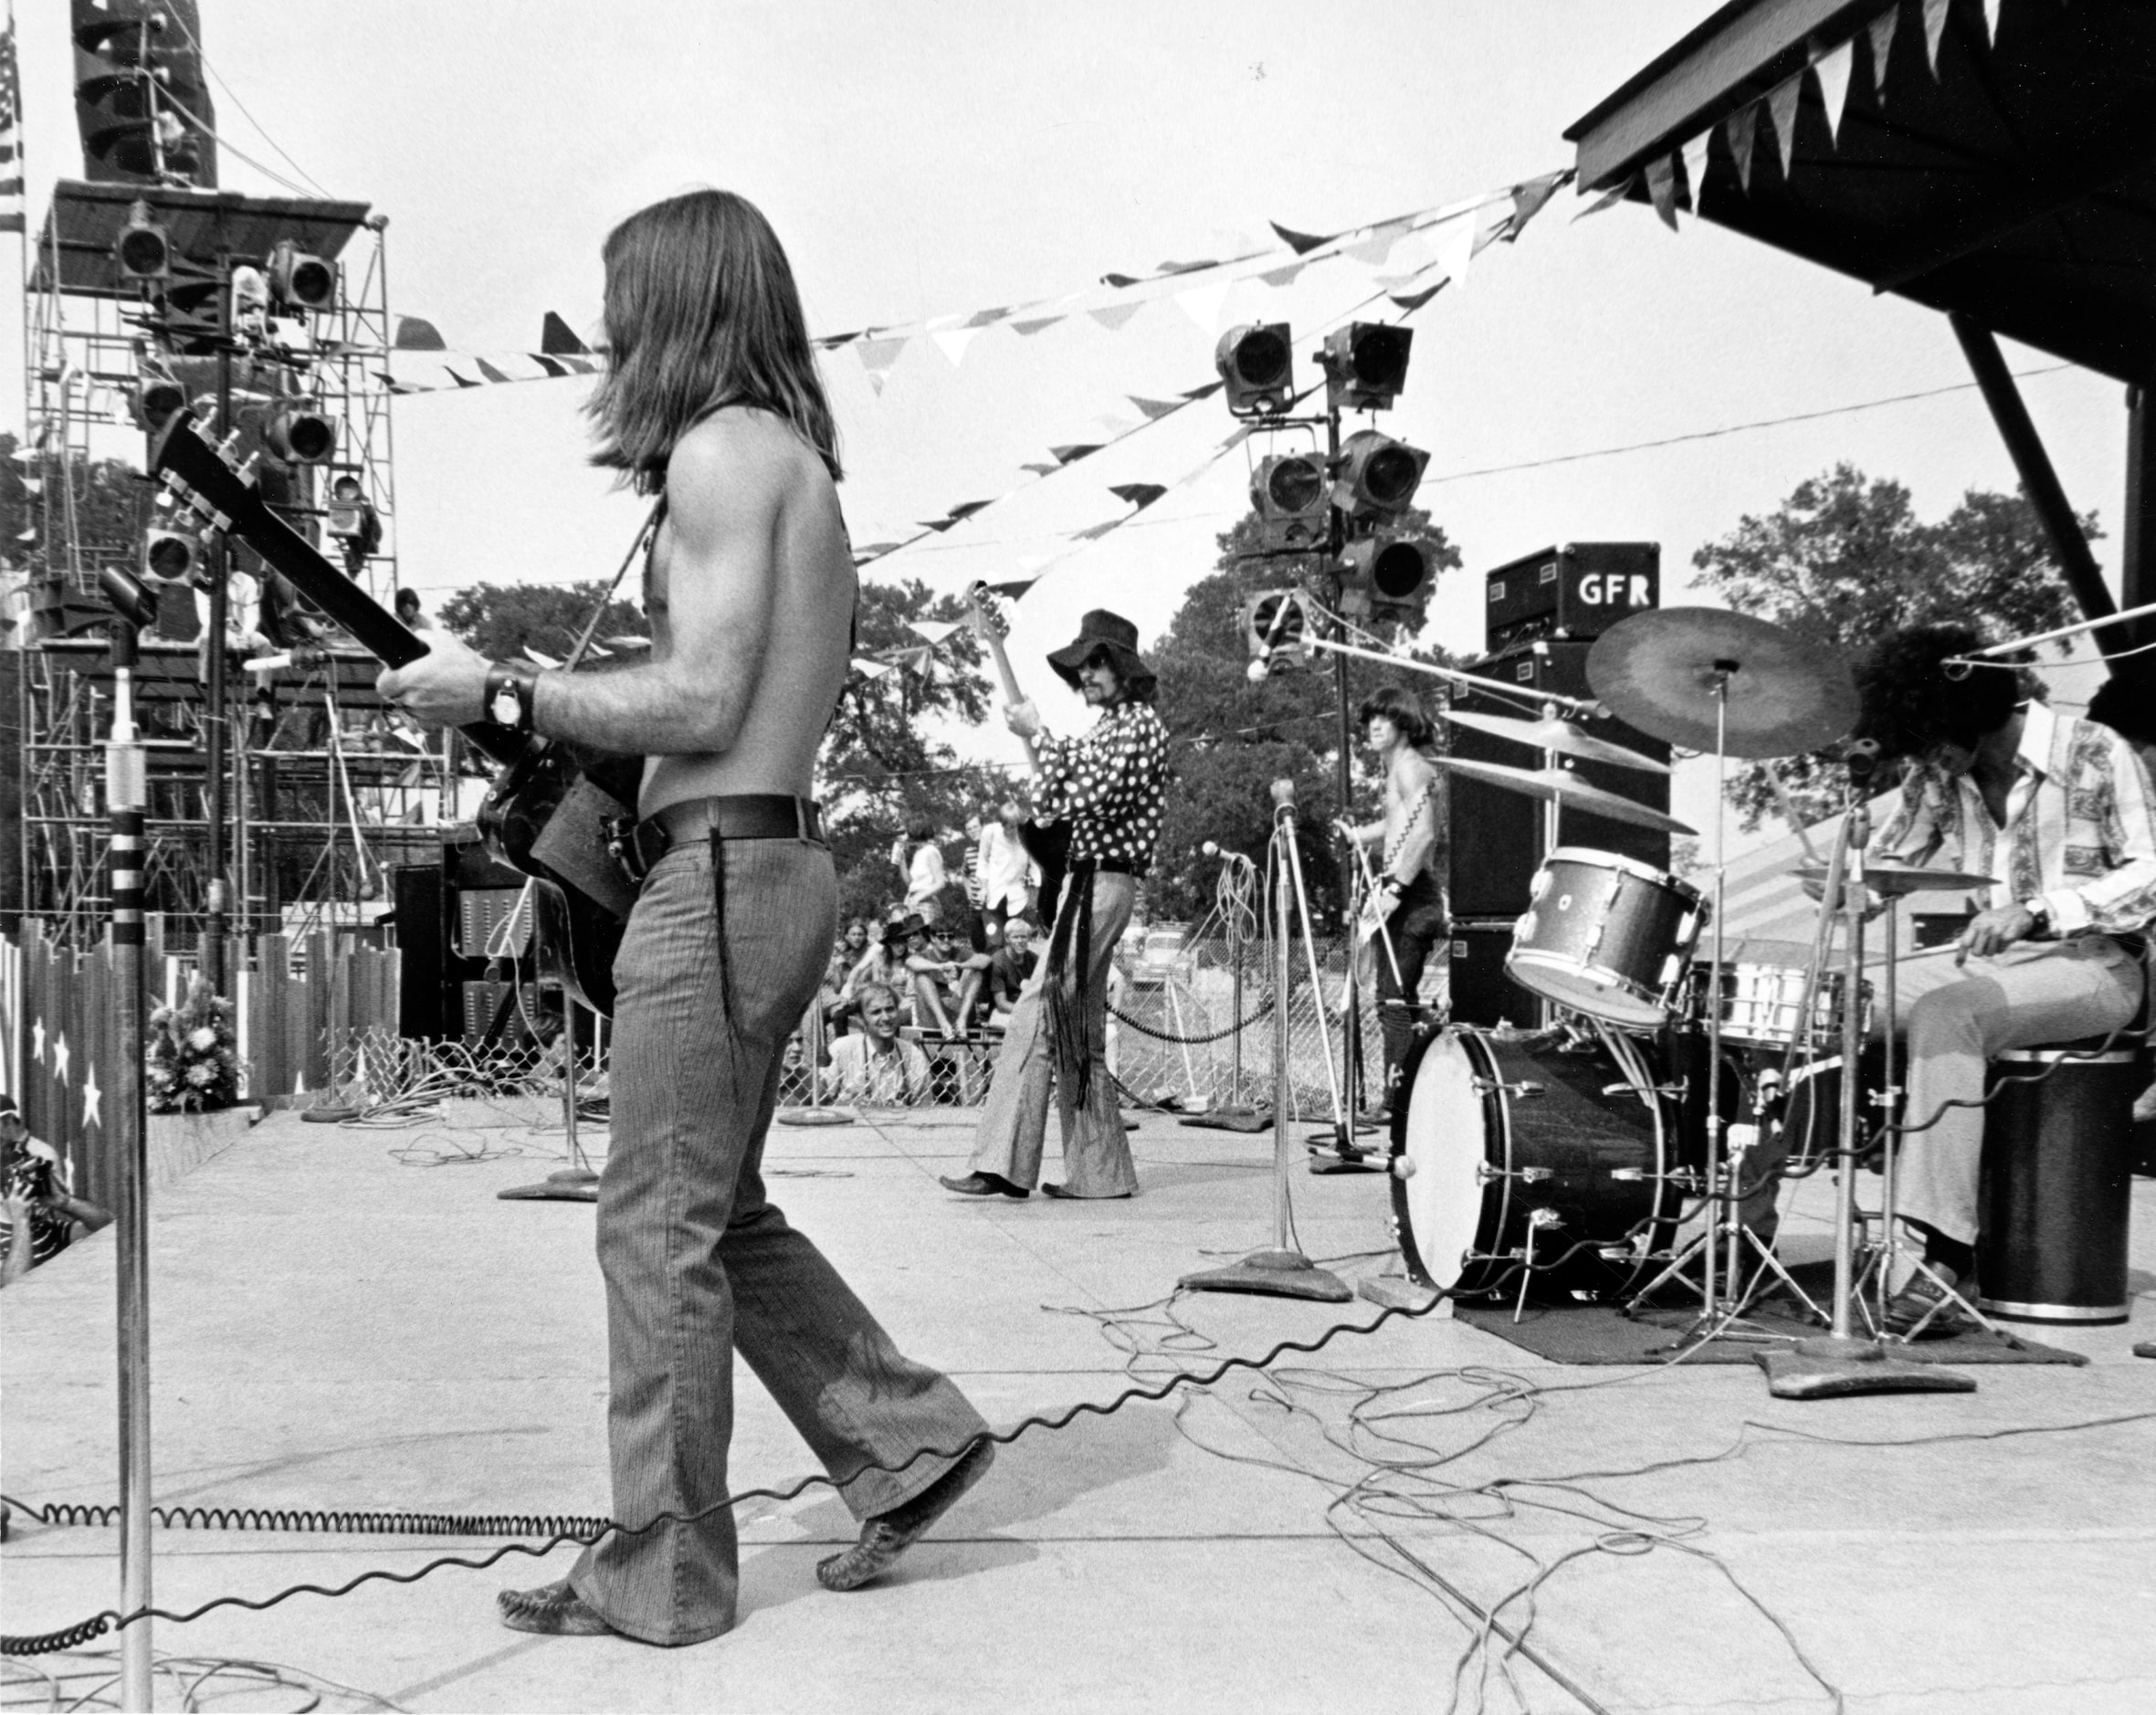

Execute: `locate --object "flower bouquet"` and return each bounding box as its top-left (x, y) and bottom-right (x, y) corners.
top-left (147, 978), bottom-right (241, 1112)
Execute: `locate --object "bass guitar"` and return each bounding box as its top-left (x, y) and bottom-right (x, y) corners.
top-left (150, 411), bottom-right (636, 1016)
top-left (966, 582), bottom-right (1071, 929)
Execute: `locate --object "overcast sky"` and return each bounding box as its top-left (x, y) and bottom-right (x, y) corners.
top-left (4, 1), bottom-right (2130, 842)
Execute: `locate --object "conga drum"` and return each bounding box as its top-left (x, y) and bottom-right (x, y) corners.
top-left (1976, 1043), bottom-right (2143, 1325)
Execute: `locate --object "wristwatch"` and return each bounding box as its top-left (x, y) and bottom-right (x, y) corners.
top-left (2020, 896), bottom-right (2052, 933)
top-left (483, 662), bottom-right (540, 733)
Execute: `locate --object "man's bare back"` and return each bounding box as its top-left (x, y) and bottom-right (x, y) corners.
top-left (639, 406), bottom-right (855, 815)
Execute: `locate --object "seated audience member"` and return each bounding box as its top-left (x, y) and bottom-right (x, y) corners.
top-left (826, 983), bottom-right (933, 1106)
top-left (2, 1099), bottom-right (112, 1287)
top-left (983, 915), bottom-right (1040, 1024)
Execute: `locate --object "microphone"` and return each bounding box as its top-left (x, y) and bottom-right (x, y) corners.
top-left (1841, 737), bottom-right (1882, 782)
top-left (1246, 657), bottom-right (1270, 684)
top-left (1201, 840), bottom-right (1220, 857)
top-left (1270, 778), bottom-right (1298, 809)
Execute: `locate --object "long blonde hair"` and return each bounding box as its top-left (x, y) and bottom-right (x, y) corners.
top-left (586, 189), bottom-right (842, 493)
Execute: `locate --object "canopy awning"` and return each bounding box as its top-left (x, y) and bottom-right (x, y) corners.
top-left (1565, 0), bottom-right (2156, 384)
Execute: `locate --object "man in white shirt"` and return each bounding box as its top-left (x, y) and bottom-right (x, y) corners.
top-left (1850, 626), bottom-right (2155, 1336)
top-left (976, 799), bottom-right (1037, 932)
top-left (827, 983), bottom-right (933, 1106)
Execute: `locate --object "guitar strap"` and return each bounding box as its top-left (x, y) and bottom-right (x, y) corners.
top-left (563, 498), bottom-right (667, 672)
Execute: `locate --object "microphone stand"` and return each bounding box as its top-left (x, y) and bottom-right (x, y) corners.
top-left (99, 569), bottom-right (158, 1711)
top-left (1182, 781), bottom-right (1351, 1302)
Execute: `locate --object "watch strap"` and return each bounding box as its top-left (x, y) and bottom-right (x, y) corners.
top-left (483, 662), bottom-right (540, 733)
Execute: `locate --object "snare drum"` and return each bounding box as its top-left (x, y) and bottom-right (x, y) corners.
top-left (1688, 962), bottom-right (1871, 1052)
top-left (1506, 849), bottom-right (1704, 1029)
top-left (1389, 1024), bottom-right (1674, 1300)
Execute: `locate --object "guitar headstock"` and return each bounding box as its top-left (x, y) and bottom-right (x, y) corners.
top-left (968, 581), bottom-right (1012, 641)
top-left (149, 409), bottom-right (263, 542)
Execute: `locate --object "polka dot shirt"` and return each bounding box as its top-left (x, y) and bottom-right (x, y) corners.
top-left (1036, 701), bottom-right (1169, 870)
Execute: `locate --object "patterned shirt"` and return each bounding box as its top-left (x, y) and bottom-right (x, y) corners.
top-left (1036, 700), bottom-right (1170, 870)
top-left (1875, 699), bottom-right (2156, 937)
top-left (828, 1034), bottom-right (932, 1106)
top-left (2, 1141), bottom-right (72, 1272)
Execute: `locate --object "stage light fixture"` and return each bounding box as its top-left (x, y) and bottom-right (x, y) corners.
top-left (263, 400), bottom-right (337, 465)
top-left (131, 374), bottom-right (187, 433)
top-left (114, 199), bottom-right (171, 282)
top-left (100, 563), bottom-right (160, 631)
top-left (141, 527), bottom-right (198, 586)
top-left (1242, 589), bottom-right (1311, 674)
top-left (1250, 451), bottom-right (1330, 552)
top-left (1215, 322), bottom-right (1295, 417)
top-left (325, 473), bottom-right (383, 571)
top-left (1330, 428), bottom-right (1428, 520)
top-left (266, 241), bottom-right (335, 311)
top-left (1338, 533), bottom-right (1434, 622)
top-left (1320, 322), bottom-right (1414, 411)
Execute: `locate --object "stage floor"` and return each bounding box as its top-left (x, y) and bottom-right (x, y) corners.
top-left (5, 1098), bottom-right (2153, 1713)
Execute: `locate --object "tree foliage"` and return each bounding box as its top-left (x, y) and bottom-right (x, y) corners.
top-left (1146, 504), bottom-right (1462, 923)
top-left (0, 433), bottom-right (161, 643)
top-left (436, 580), bottom-right (647, 664)
top-left (1691, 464), bottom-right (2093, 830)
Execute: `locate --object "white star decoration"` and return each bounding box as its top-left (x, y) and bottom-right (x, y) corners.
top-left (81, 1065), bottom-right (102, 1130)
top-left (51, 1032), bottom-right (70, 1085)
top-left (31, 1017), bottom-right (45, 1064)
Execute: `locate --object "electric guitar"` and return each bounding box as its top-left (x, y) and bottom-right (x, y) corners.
top-left (150, 411), bottom-right (636, 1016)
top-left (966, 582), bottom-right (1071, 928)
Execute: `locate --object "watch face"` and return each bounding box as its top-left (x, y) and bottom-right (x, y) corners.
top-left (491, 685), bottom-right (521, 726)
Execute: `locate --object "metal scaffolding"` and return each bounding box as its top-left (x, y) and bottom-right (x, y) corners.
top-left (13, 184), bottom-right (454, 948)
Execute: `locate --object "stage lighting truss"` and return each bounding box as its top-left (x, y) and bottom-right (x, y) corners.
top-left (1242, 588), bottom-right (1313, 671)
top-left (131, 373), bottom-right (188, 434)
top-left (1337, 532), bottom-right (1434, 622)
top-left (1250, 451), bottom-right (1330, 552)
top-left (1320, 322), bottom-right (1413, 412)
top-left (1330, 427), bottom-right (1428, 521)
top-left (1215, 322), bottom-right (1296, 417)
top-left (115, 199), bottom-right (171, 283)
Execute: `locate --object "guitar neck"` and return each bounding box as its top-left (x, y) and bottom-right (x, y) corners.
top-left (979, 626), bottom-right (1042, 773)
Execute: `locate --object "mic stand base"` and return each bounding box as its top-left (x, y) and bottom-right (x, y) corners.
top-left (1358, 1275), bottom-right (1442, 1313)
top-left (1182, 1247), bottom-right (1352, 1303)
top-left (1756, 1335), bottom-right (1974, 1400)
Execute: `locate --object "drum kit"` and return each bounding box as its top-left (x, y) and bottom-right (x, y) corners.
top-left (1383, 607), bottom-right (1991, 1356)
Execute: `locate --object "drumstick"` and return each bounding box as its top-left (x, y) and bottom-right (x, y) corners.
top-left (1763, 762), bottom-right (1825, 865)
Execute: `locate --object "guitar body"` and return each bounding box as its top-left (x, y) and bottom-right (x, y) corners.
top-left (1018, 815), bottom-right (1073, 931)
top-left (152, 411), bottom-right (635, 1017)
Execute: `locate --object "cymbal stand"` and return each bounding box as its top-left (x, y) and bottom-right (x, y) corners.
top-left (1182, 781), bottom-right (1351, 1302)
top-left (1756, 784), bottom-right (1972, 1396)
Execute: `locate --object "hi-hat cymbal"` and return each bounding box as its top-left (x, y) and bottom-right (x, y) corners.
top-left (1434, 755), bottom-right (1697, 835)
top-left (1586, 608), bottom-right (1857, 759)
top-left (1793, 860), bottom-right (1995, 897)
top-left (1439, 708), bottom-right (1670, 774)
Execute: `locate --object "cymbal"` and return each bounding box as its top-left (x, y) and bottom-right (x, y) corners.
top-left (1434, 755), bottom-right (1697, 835)
top-left (1585, 608), bottom-right (1857, 759)
top-left (1439, 709), bottom-right (1670, 775)
top-left (1793, 861), bottom-right (1995, 897)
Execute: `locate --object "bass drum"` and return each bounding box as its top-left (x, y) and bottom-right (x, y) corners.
top-left (1390, 1025), bottom-right (1673, 1301)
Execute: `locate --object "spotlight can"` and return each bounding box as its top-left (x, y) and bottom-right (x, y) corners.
top-left (1321, 322), bottom-right (1414, 411)
top-left (1215, 322), bottom-right (1295, 416)
top-left (1331, 428), bottom-right (1428, 520)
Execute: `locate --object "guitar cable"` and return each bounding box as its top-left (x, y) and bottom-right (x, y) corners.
top-left (0, 1233), bottom-right (1675, 1659)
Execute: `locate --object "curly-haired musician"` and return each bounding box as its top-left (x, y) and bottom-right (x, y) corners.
top-left (380, 189), bottom-right (990, 1644)
top-left (1851, 624), bottom-right (2156, 1336)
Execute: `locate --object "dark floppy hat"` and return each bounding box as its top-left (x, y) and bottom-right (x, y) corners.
top-left (1046, 609), bottom-right (1155, 697)
top-left (879, 910), bottom-right (926, 943)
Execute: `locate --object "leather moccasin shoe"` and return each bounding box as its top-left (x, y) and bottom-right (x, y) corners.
top-left (499, 1579), bottom-right (619, 1636)
top-left (939, 1172), bottom-right (1028, 1198)
top-left (817, 1438), bottom-right (995, 1593)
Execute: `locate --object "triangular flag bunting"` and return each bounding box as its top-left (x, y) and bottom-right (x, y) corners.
top-left (1089, 302), bottom-right (1144, 332)
top-left (1343, 233), bottom-right (1397, 266)
top-left (852, 658), bottom-right (895, 681)
top-left (1182, 381), bottom-right (1225, 400)
top-left (1257, 262), bottom-right (1305, 287)
top-left (1073, 521), bottom-right (1120, 542)
top-left (1922, 0), bottom-right (1951, 73)
top-left (1009, 315), bottom-right (1064, 337)
top-left (1644, 153), bottom-right (1680, 229)
top-left (1099, 273), bottom-right (1143, 289)
top-left (475, 358), bottom-right (519, 384)
top-left (816, 330), bottom-right (863, 349)
top-left (1110, 483), bottom-right (1168, 511)
top-left (1573, 177), bottom-right (1635, 219)
top-left (985, 577), bottom-right (1039, 599)
top-left (1768, 72), bottom-right (1804, 174)
top-left (857, 337), bottom-right (906, 395)
top-left (1389, 281), bottom-right (1448, 313)
top-left (963, 307), bottom-right (1009, 328)
top-left (1680, 132), bottom-right (1712, 209)
top-left (1499, 171), bottom-right (1568, 239)
top-left (908, 619), bottom-right (962, 646)
top-left (1813, 37), bottom-right (1855, 142)
top-left (1983, 0), bottom-right (2001, 44)
top-left (1020, 461), bottom-right (1059, 476)
top-left (1430, 209), bottom-right (1478, 280)
top-left (941, 501), bottom-right (993, 525)
top-left (1269, 221), bottom-right (1335, 255)
top-left (931, 327), bottom-right (982, 368)
top-left (1728, 102), bottom-right (1760, 191)
top-left (1173, 279), bottom-right (1234, 335)
top-left (1127, 395), bottom-right (1183, 420)
top-left (1050, 443), bottom-right (1102, 465)
top-left (1868, 5), bottom-right (1898, 99)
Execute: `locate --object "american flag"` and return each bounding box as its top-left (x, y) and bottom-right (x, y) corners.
top-left (0, 5), bottom-right (22, 235)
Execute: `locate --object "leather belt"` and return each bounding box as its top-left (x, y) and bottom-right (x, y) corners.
top-left (615, 794), bottom-right (823, 885)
